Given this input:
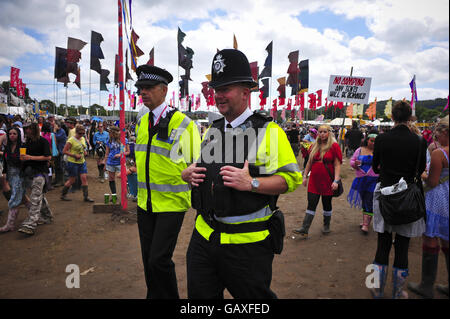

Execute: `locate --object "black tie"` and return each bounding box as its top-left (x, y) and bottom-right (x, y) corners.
top-left (149, 111), bottom-right (154, 128)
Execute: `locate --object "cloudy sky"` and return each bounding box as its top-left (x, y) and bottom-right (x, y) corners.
top-left (0, 0), bottom-right (448, 112)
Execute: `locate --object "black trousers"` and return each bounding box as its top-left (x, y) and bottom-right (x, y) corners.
top-left (137, 207), bottom-right (186, 299)
top-left (374, 231), bottom-right (410, 269)
top-left (186, 228), bottom-right (277, 299)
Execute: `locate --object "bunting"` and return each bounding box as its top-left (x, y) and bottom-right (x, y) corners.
top-left (258, 41), bottom-right (272, 79)
top-left (90, 31), bottom-right (105, 75)
top-left (287, 50), bottom-right (300, 96)
top-left (365, 98), bottom-right (377, 120)
top-left (146, 47), bottom-right (154, 66)
top-left (384, 97), bottom-right (392, 119)
top-left (298, 59), bottom-right (309, 94)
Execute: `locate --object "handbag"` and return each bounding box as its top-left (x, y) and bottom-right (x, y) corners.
top-left (51, 133), bottom-right (59, 157)
top-left (378, 136), bottom-right (426, 225)
top-left (324, 163), bottom-right (344, 197)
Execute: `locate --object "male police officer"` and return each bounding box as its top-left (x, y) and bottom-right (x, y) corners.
top-left (134, 64), bottom-right (200, 299)
top-left (182, 49), bottom-right (302, 299)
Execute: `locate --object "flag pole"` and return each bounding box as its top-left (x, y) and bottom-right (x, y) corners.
top-left (118, 0), bottom-right (127, 211)
top-left (339, 66), bottom-right (353, 152)
top-left (89, 69), bottom-right (91, 108)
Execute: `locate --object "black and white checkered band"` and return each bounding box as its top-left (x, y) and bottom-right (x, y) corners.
top-left (138, 72), bottom-right (167, 83)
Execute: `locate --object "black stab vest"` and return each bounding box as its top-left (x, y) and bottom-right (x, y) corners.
top-left (191, 113), bottom-right (277, 219)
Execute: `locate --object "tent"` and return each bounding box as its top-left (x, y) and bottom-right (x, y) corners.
top-left (328, 118), bottom-right (354, 126)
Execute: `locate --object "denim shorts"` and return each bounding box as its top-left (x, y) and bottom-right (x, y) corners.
top-left (106, 164), bottom-right (121, 173)
top-left (66, 161), bottom-right (88, 177)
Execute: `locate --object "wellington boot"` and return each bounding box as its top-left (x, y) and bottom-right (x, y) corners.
top-left (61, 185), bottom-right (71, 201)
top-left (392, 267), bottom-right (409, 299)
top-left (407, 250), bottom-right (438, 299)
top-left (369, 263), bottom-right (388, 299)
top-left (293, 212), bottom-right (314, 238)
top-left (322, 215), bottom-right (331, 234)
top-left (82, 186), bottom-right (94, 203)
top-left (361, 215), bottom-right (372, 234)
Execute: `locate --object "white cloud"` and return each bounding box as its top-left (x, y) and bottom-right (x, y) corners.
top-left (0, 0), bottom-right (448, 110)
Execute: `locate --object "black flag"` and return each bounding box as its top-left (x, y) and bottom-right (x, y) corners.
top-left (100, 69), bottom-right (110, 91)
top-left (90, 31), bottom-right (105, 75)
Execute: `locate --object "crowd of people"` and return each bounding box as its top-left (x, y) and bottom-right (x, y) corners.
top-left (0, 49), bottom-right (448, 300)
top-left (0, 114), bottom-right (138, 234)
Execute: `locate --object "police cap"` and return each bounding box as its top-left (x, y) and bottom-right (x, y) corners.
top-left (135, 65), bottom-right (173, 89)
top-left (209, 49), bottom-right (258, 89)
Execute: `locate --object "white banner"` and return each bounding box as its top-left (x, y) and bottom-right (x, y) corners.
top-left (327, 75), bottom-right (371, 104)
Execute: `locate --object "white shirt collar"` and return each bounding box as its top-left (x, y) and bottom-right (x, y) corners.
top-left (150, 102), bottom-right (170, 123)
top-left (225, 108), bottom-right (253, 131)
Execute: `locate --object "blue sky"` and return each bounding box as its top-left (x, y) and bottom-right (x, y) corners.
top-left (0, 0), bottom-right (448, 112)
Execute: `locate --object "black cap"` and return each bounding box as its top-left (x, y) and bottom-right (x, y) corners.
top-left (135, 65), bottom-right (173, 88)
top-left (209, 49), bottom-right (258, 89)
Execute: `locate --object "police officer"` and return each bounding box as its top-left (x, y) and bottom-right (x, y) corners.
top-left (182, 49), bottom-right (302, 299)
top-left (134, 64), bottom-right (201, 299)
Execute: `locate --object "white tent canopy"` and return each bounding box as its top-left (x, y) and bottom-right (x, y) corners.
top-left (328, 118), bottom-right (354, 126)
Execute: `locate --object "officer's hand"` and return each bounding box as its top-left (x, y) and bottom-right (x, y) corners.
top-left (182, 163), bottom-right (206, 187)
top-left (220, 160), bottom-right (252, 192)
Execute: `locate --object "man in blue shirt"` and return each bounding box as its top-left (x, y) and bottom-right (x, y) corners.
top-left (93, 122), bottom-right (109, 182)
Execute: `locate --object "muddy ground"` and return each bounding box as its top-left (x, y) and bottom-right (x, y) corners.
top-left (0, 155), bottom-right (447, 299)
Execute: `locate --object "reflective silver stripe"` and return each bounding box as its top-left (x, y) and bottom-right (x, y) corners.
top-left (135, 144), bottom-right (147, 152)
top-left (214, 205), bottom-right (272, 224)
top-left (257, 162), bottom-right (300, 175)
top-left (150, 145), bottom-right (171, 157)
top-left (135, 144), bottom-right (172, 158)
top-left (138, 181), bottom-right (189, 193)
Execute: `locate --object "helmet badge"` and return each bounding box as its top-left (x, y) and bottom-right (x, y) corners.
top-left (213, 54), bottom-right (226, 74)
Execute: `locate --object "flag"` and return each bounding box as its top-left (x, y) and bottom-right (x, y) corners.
top-left (384, 97), bottom-right (392, 119)
top-left (259, 89), bottom-right (267, 108)
top-left (287, 50), bottom-right (300, 96)
top-left (178, 27), bottom-right (194, 72)
top-left (74, 66), bottom-right (81, 89)
top-left (316, 89), bottom-right (322, 107)
top-left (54, 47), bottom-right (68, 79)
top-left (299, 93), bottom-right (305, 110)
top-left (271, 99), bottom-right (277, 119)
top-left (146, 47), bottom-right (154, 66)
top-left (260, 78), bottom-right (270, 99)
top-left (336, 101), bottom-right (344, 110)
top-left (298, 59), bottom-right (309, 94)
top-left (259, 41), bottom-right (273, 79)
top-left (444, 95), bottom-right (449, 111)
top-left (108, 94), bottom-right (112, 106)
top-left (297, 105), bottom-right (303, 121)
top-left (10, 67), bottom-right (20, 88)
top-left (233, 34), bottom-right (238, 49)
top-left (90, 31), bottom-right (105, 74)
top-left (67, 37), bottom-right (87, 51)
top-left (308, 93), bottom-right (316, 110)
top-left (346, 103), bottom-right (354, 118)
top-left (130, 29), bottom-right (145, 72)
top-left (249, 61), bottom-right (259, 92)
top-left (353, 103), bottom-right (358, 117)
top-left (409, 75), bottom-right (418, 108)
top-left (287, 98), bottom-right (292, 111)
top-left (125, 50), bottom-right (133, 81)
top-left (357, 104), bottom-right (364, 117)
top-left (100, 69), bottom-right (110, 91)
top-left (365, 98), bottom-right (377, 120)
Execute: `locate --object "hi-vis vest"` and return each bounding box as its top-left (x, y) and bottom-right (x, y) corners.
top-left (135, 109), bottom-right (200, 213)
top-left (193, 113), bottom-right (302, 244)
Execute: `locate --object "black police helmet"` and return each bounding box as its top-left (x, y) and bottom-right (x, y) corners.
top-left (135, 65), bottom-right (173, 89)
top-left (209, 49), bottom-right (258, 89)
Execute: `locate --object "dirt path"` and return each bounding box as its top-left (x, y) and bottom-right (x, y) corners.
top-left (0, 156), bottom-right (447, 299)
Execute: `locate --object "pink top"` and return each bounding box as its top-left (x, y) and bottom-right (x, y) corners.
top-left (350, 147), bottom-right (379, 178)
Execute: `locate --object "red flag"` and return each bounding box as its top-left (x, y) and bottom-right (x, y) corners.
top-left (316, 89), bottom-right (322, 107)
top-left (308, 93), bottom-right (316, 110)
top-left (291, 108), bottom-right (295, 120)
top-left (281, 108), bottom-right (286, 121)
top-left (17, 78), bottom-right (23, 97)
top-left (259, 89), bottom-right (267, 108)
top-left (287, 98), bottom-right (292, 110)
top-left (146, 47), bottom-right (154, 66)
top-left (299, 93), bottom-right (305, 110)
top-left (294, 94), bottom-right (299, 106)
top-left (108, 94), bottom-right (112, 106)
top-left (278, 97), bottom-right (285, 106)
top-left (10, 67), bottom-right (20, 88)
top-left (336, 101), bottom-right (344, 109)
top-left (271, 99), bottom-right (278, 119)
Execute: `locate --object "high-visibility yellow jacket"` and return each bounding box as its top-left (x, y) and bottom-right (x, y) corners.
top-left (193, 116), bottom-right (302, 244)
top-left (135, 109), bottom-right (201, 212)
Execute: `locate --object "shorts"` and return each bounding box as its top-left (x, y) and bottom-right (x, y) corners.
top-left (66, 161), bottom-right (88, 177)
top-left (106, 164), bottom-right (121, 173)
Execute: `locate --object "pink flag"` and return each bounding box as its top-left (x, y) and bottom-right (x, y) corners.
top-left (10, 67), bottom-right (20, 88)
top-left (281, 108), bottom-right (286, 121)
top-left (444, 95), bottom-right (449, 111)
top-left (108, 94), bottom-right (112, 106)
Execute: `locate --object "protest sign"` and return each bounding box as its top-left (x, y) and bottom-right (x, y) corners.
top-left (327, 75), bottom-right (371, 104)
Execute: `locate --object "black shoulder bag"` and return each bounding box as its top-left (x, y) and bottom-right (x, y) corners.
top-left (324, 163), bottom-right (344, 197)
top-left (378, 136), bottom-right (426, 225)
